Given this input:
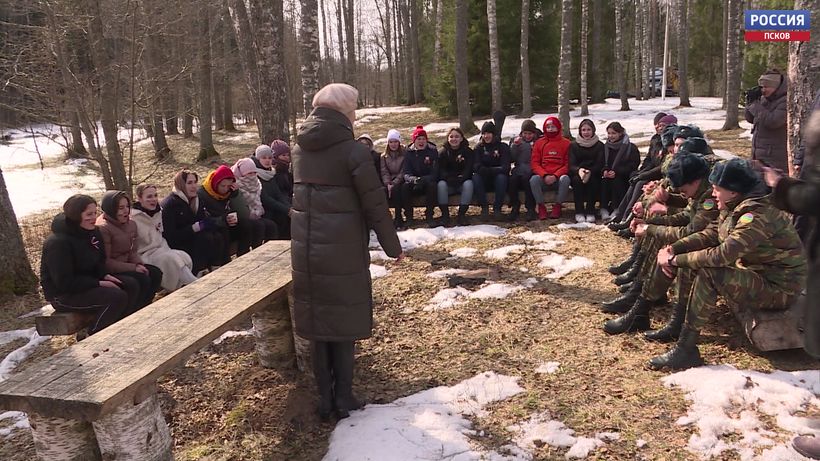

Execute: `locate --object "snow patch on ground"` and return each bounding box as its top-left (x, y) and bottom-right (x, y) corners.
top-left (427, 268), bottom-right (470, 279)
top-left (538, 254), bottom-right (595, 279)
top-left (0, 411), bottom-right (29, 439)
top-left (369, 250), bottom-right (390, 261)
top-left (17, 304), bottom-right (53, 319)
top-left (553, 222), bottom-right (607, 231)
top-left (322, 371), bottom-right (524, 461)
top-left (370, 225), bottom-right (508, 252)
top-left (507, 411), bottom-right (616, 459)
top-left (450, 247), bottom-right (478, 258)
top-left (355, 106), bottom-right (431, 117)
top-left (424, 279), bottom-right (537, 310)
top-left (712, 149), bottom-right (738, 160)
top-left (0, 328), bottom-right (50, 382)
top-left (517, 230), bottom-right (561, 243)
top-left (535, 362), bottom-right (561, 374)
top-left (423, 287), bottom-right (471, 311)
top-left (212, 328), bottom-right (253, 345)
top-left (485, 244), bottom-right (527, 260)
top-left (662, 365), bottom-right (820, 460)
top-left (469, 280), bottom-right (531, 300)
top-left (369, 264), bottom-right (389, 279)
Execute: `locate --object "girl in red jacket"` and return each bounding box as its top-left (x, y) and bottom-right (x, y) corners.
top-left (530, 116), bottom-right (571, 219)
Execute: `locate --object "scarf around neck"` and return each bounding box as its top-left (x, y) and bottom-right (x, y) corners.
top-left (202, 170), bottom-right (231, 201)
top-left (604, 134), bottom-right (631, 170)
top-left (576, 135), bottom-right (599, 148)
top-left (133, 201), bottom-right (161, 217)
top-left (173, 188), bottom-right (199, 214)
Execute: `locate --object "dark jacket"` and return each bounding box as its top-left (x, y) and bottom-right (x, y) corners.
top-left (291, 107), bottom-right (402, 341)
top-left (161, 192), bottom-right (205, 250)
top-left (197, 186), bottom-right (250, 223)
top-left (569, 140), bottom-right (605, 179)
top-left (40, 214), bottom-right (107, 301)
top-left (603, 139), bottom-right (641, 178)
top-left (437, 141), bottom-right (474, 186)
top-left (635, 134), bottom-right (667, 181)
top-left (509, 131), bottom-right (541, 177)
top-left (402, 144), bottom-right (439, 183)
top-left (473, 139), bottom-right (511, 176)
top-left (274, 164), bottom-right (294, 199)
top-left (745, 77), bottom-right (788, 171)
top-left (252, 156), bottom-right (291, 218)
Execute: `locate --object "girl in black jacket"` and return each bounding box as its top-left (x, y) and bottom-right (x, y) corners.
top-left (569, 119), bottom-right (605, 222)
top-left (436, 127), bottom-right (475, 226)
top-left (600, 122), bottom-right (640, 220)
top-left (252, 145), bottom-right (291, 239)
top-left (40, 195), bottom-right (133, 335)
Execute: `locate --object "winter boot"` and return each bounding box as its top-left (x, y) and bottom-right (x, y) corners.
top-left (537, 204), bottom-right (548, 220)
top-left (457, 205), bottom-right (470, 226)
top-left (793, 436), bottom-right (820, 460)
top-left (404, 208), bottom-right (415, 228)
top-left (618, 281), bottom-right (633, 293)
top-left (480, 205), bottom-right (490, 220)
top-left (393, 209), bottom-right (404, 229)
top-left (604, 297), bottom-right (652, 334)
top-left (644, 298), bottom-right (686, 343)
top-left (602, 281), bottom-right (643, 314)
top-left (440, 205), bottom-right (451, 227)
top-left (609, 242), bottom-right (640, 275)
top-left (612, 253), bottom-right (644, 286)
top-left (311, 341), bottom-right (334, 421)
top-left (548, 203), bottom-right (562, 219)
top-left (425, 207), bottom-right (436, 227)
top-left (525, 208), bottom-right (537, 221)
top-left (648, 326), bottom-right (704, 370)
top-left (330, 341), bottom-right (364, 418)
top-left (616, 228), bottom-right (635, 239)
top-left (508, 206), bottom-right (520, 222)
top-left (493, 206), bottom-right (503, 221)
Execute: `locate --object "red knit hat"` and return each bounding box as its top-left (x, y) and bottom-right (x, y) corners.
top-left (411, 125), bottom-right (428, 142)
top-left (211, 164), bottom-right (235, 188)
top-left (542, 116), bottom-right (562, 138)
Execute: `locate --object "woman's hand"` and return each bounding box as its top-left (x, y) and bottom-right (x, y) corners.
top-left (135, 264), bottom-right (149, 275)
top-left (100, 274), bottom-right (123, 288)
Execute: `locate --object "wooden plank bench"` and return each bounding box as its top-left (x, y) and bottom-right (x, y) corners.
top-left (411, 189), bottom-right (574, 207)
top-left (33, 305), bottom-right (96, 337)
top-left (0, 240), bottom-right (301, 460)
top-left (732, 295), bottom-right (806, 352)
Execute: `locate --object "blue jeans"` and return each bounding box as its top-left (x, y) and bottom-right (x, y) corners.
top-left (530, 174), bottom-right (571, 204)
top-left (437, 180), bottom-right (474, 205)
top-left (472, 172), bottom-right (509, 209)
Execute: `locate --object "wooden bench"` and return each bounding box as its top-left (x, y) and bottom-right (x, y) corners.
top-left (411, 190), bottom-right (574, 207)
top-left (732, 295), bottom-right (806, 352)
top-left (33, 305), bottom-right (96, 337)
top-left (0, 241), bottom-right (303, 461)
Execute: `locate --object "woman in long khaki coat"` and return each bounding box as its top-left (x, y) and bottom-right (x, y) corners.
top-left (291, 83), bottom-right (403, 420)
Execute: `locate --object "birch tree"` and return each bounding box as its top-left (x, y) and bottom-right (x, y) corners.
top-left (487, 0), bottom-right (502, 112)
top-left (580, 0), bottom-right (589, 116)
top-left (455, 0), bottom-right (474, 133)
top-left (615, 0), bottom-right (630, 111)
top-left (300, 0), bottom-right (321, 116)
top-left (520, 0), bottom-right (532, 117)
top-left (557, 0), bottom-right (573, 136)
top-left (787, 0), bottom-right (819, 176)
top-left (721, 0), bottom-right (742, 130)
top-left (677, 0), bottom-right (691, 106)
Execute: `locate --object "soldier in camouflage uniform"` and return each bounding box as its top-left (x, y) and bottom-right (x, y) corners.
top-left (650, 158), bottom-right (807, 370)
top-left (603, 152), bottom-right (720, 337)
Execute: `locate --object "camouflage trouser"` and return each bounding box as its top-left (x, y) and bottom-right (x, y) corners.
top-left (684, 266), bottom-right (799, 330)
top-left (638, 229), bottom-right (693, 304)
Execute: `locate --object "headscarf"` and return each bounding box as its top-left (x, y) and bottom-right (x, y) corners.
top-left (202, 165), bottom-right (235, 201)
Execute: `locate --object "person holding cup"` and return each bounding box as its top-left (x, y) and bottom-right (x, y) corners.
top-left (198, 164), bottom-right (256, 257)
top-left (569, 119), bottom-right (604, 223)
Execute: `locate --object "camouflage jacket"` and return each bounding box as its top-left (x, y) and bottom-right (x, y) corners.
top-left (645, 180), bottom-right (720, 242)
top-left (671, 194), bottom-right (807, 292)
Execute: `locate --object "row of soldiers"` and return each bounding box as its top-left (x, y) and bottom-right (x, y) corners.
top-left (596, 122), bottom-right (807, 370)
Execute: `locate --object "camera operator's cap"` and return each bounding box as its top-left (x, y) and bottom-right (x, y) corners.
top-left (758, 71), bottom-right (782, 88)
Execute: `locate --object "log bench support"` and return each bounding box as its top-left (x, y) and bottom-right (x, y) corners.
top-left (252, 284), bottom-right (296, 368)
top-left (732, 295), bottom-right (806, 352)
top-left (28, 414), bottom-right (100, 460)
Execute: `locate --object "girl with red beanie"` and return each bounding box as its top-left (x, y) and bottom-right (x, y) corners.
top-left (198, 164), bottom-right (257, 257)
top-left (530, 116), bottom-right (571, 219)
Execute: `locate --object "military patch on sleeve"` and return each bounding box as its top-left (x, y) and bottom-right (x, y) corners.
top-left (702, 199), bottom-right (715, 210)
top-left (738, 212), bottom-right (754, 225)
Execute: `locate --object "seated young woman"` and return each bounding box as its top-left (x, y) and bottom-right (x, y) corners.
top-left (96, 190), bottom-right (163, 312)
top-left (233, 157), bottom-right (277, 244)
top-left (40, 194), bottom-right (134, 334)
top-left (161, 169), bottom-right (231, 274)
top-left (131, 183), bottom-right (198, 292)
top-left (252, 144), bottom-right (291, 239)
top-left (198, 164), bottom-right (256, 256)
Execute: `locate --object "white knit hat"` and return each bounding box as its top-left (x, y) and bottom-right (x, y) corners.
top-left (312, 83), bottom-right (358, 122)
top-left (387, 129), bottom-right (401, 142)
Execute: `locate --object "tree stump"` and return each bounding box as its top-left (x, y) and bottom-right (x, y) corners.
top-left (29, 414), bottom-right (101, 461)
top-left (91, 389), bottom-right (172, 461)
top-left (286, 286), bottom-right (312, 374)
top-left (252, 287), bottom-right (296, 368)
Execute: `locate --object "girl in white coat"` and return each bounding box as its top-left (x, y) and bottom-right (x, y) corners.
top-left (131, 184), bottom-right (198, 291)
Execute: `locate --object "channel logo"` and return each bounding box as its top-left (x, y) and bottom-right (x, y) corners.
top-left (744, 10), bottom-right (811, 42)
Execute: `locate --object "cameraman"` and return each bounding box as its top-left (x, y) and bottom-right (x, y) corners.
top-left (745, 69), bottom-right (789, 173)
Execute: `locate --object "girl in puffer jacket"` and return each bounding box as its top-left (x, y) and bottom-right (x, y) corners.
top-left (233, 157), bottom-right (278, 243)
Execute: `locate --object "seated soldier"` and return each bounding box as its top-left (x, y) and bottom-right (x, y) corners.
top-left (649, 158), bottom-right (807, 370)
top-left (601, 152), bottom-right (719, 342)
top-left (472, 121), bottom-right (511, 220)
top-left (401, 125), bottom-right (439, 225)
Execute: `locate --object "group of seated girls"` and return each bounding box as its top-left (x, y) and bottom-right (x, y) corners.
top-left (356, 116), bottom-right (679, 229)
top-left (39, 139), bottom-right (294, 335)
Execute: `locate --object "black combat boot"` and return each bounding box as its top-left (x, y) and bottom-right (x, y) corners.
top-left (648, 326), bottom-right (704, 370)
top-left (644, 299), bottom-right (686, 343)
top-left (609, 242), bottom-right (640, 275)
top-left (439, 205), bottom-right (451, 227)
top-left (618, 282), bottom-right (633, 293)
top-left (493, 206), bottom-right (503, 221)
top-left (616, 228), bottom-right (634, 239)
top-left (311, 341), bottom-right (334, 421)
top-left (602, 281), bottom-right (643, 314)
top-left (525, 208), bottom-right (537, 221)
top-left (330, 341), bottom-right (364, 419)
top-left (613, 253), bottom-right (644, 285)
top-left (604, 297), bottom-right (652, 334)
top-left (607, 212), bottom-right (633, 231)
top-left (480, 205), bottom-right (490, 220)
top-left (457, 205), bottom-right (470, 226)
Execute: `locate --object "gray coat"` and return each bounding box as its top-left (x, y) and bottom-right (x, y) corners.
top-left (745, 77), bottom-right (788, 172)
top-left (291, 107), bottom-right (402, 341)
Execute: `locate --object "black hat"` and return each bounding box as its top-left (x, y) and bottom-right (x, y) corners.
top-left (678, 137), bottom-right (708, 155)
top-left (674, 125), bottom-right (704, 140)
top-left (481, 121), bottom-right (496, 134)
top-left (667, 153), bottom-right (710, 188)
top-left (653, 112), bottom-right (668, 125)
top-left (520, 119), bottom-right (537, 133)
top-left (708, 158), bottom-right (761, 194)
top-left (661, 124), bottom-right (678, 148)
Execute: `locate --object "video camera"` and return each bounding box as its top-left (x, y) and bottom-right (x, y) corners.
top-left (744, 86), bottom-right (762, 105)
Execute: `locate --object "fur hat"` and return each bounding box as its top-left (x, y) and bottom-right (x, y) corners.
top-left (255, 145), bottom-right (274, 159)
top-left (661, 124), bottom-right (679, 148)
top-left (387, 129), bottom-right (402, 142)
top-left (312, 83), bottom-right (358, 122)
top-left (232, 158), bottom-right (257, 178)
top-left (674, 124), bottom-right (704, 140)
top-left (658, 114), bottom-right (678, 125)
top-left (411, 125), bottom-right (428, 142)
top-left (481, 121), bottom-right (496, 134)
top-left (653, 112), bottom-right (668, 125)
top-left (270, 140), bottom-right (290, 156)
top-left (521, 119), bottom-right (538, 133)
top-left (678, 137), bottom-right (709, 155)
top-left (709, 158), bottom-right (761, 194)
top-left (667, 153), bottom-right (710, 188)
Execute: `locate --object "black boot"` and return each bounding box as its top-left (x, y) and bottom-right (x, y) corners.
top-left (648, 326), bottom-right (704, 370)
top-left (613, 253), bottom-right (643, 286)
top-left (602, 281), bottom-right (643, 314)
top-left (311, 341), bottom-right (334, 421)
top-left (493, 206), bottom-right (503, 221)
top-left (644, 299), bottom-right (686, 342)
top-left (480, 205), bottom-right (490, 220)
top-left (616, 228), bottom-right (634, 239)
top-left (609, 242), bottom-right (640, 275)
top-left (618, 281), bottom-right (633, 293)
top-left (457, 205), bottom-right (469, 226)
top-left (440, 205), bottom-right (451, 227)
top-left (330, 341), bottom-right (363, 418)
top-left (393, 209), bottom-right (404, 229)
top-left (425, 207), bottom-right (435, 227)
top-left (604, 297), bottom-right (652, 334)
top-left (525, 208), bottom-right (537, 221)
top-left (404, 208), bottom-right (415, 228)
top-left (508, 206), bottom-right (520, 222)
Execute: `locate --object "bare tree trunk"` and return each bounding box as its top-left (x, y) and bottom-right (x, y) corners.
top-left (432, 0), bottom-right (443, 78)
top-left (455, 0), bottom-right (474, 133)
top-left (400, 0), bottom-right (416, 104)
top-left (520, 0), bottom-right (532, 117)
top-left (557, 0), bottom-right (573, 136)
top-left (676, 0), bottom-right (691, 106)
top-left (198, 6), bottom-right (218, 160)
top-left (721, 0), bottom-right (728, 109)
top-left (320, 0), bottom-right (333, 82)
top-left (615, 0), bottom-right (630, 111)
top-left (721, 0), bottom-right (741, 130)
top-left (142, 2), bottom-right (171, 159)
top-left (0, 168), bottom-right (37, 298)
top-left (649, 0), bottom-right (656, 96)
top-left (787, 0), bottom-right (819, 176)
top-left (300, 0), bottom-right (320, 116)
top-left (377, 0), bottom-right (395, 102)
top-left (633, 1), bottom-right (642, 100)
top-left (223, 5), bottom-right (237, 132)
top-left (487, 0), bottom-right (502, 112)
top-left (392, 0), bottom-right (403, 102)
top-left (344, 0), bottom-right (355, 86)
top-left (183, 77), bottom-right (194, 138)
top-left (409, 0), bottom-right (423, 101)
top-left (335, 0), bottom-right (346, 80)
top-left (580, 0), bottom-right (589, 116)
top-left (641, 0), bottom-right (651, 100)
top-left (68, 112), bottom-right (87, 158)
top-left (590, 0), bottom-right (603, 102)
